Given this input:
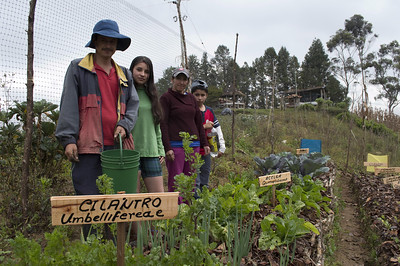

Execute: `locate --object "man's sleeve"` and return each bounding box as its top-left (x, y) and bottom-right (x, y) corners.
top-left (55, 61), bottom-right (80, 149)
top-left (117, 69), bottom-right (139, 133)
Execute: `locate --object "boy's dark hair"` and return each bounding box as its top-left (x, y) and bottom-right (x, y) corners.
top-left (191, 79), bottom-right (208, 94)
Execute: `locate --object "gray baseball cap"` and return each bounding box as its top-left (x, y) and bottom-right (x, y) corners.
top-left (172, 67), bottom-right (190, 78)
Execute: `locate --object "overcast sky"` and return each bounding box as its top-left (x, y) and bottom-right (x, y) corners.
top-left (133, 0), bottom-right (400, 113)
top-left (136, 0), bottom-right (399, 66)
top-left (2, 0), bottom-right (399, 114)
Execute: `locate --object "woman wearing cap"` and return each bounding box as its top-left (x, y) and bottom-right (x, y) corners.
top-left (159, 68), bottom-right (210, 199)
top-left (130, 56), bottom-right (165, 193)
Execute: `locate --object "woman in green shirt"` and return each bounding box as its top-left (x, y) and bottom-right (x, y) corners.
top-left (130, 56), bottom-right (165, 192)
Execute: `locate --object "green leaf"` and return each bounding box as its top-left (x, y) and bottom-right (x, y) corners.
top-left (304, 221), bottom-right (320, 235)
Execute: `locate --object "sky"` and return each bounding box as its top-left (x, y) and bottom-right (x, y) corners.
top-left (134, 0), bottom-right (400, 113)
top-left (1, 0), bottom-right (400, 114)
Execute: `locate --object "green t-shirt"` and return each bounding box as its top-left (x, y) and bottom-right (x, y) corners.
top-left (131, 87), bottom-right (165, 157)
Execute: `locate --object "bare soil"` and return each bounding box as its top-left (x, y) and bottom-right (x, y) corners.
top-left (334, 171), bottom-right (370, 265)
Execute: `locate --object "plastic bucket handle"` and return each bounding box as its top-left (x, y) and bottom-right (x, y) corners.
top-left (119, 133), bottom-right (123, 164)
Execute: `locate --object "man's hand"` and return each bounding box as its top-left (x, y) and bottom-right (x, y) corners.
top-left (166, 150), bottom-right (175, 161)
top-left (203, 146), bottom-right (211, 156)
top-left (114, 126), bottom-right (126, 141)
top-left (217, 151), bottom-right (224, 158)
top-left (65, 144), bottom-right (79, 162)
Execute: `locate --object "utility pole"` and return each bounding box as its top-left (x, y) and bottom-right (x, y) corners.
top-left (172, 0), bottom-right (188, 69)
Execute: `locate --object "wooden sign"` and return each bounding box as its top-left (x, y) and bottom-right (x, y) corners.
top-left (363, 162), bottom-right (387, 167)
top-left (374, 167), bottom-right (400, 175)
top-left (296, 148), bottom-right (309, 155)
top-left (382, 176), bottom-right (400, 185)
top-left (259, 172), bottom-right (291, 187)
top-left (51, 192), bottom-right (179, 226)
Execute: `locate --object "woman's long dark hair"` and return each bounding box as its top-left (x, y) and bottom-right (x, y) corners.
top-left (130, 56), bottom-right (163, 124)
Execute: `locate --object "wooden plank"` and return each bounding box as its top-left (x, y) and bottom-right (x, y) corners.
top-left (259, 172), bottom-right (291, 187)
top-left (374, 167), bottom-right (400, 175)
top-left (51, 192), bottom-right (179, 226)
top-left (382, 176), bottom-right (400, 185)
top-left (296, 148), bottom-right (309, 155)
top-left (363, 162), bottom-right (387, 167)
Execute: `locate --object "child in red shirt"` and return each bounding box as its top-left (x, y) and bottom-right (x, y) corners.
top-left (191, 80), bottom-right (226, 196)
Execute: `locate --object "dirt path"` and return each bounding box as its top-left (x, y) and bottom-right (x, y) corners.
top-left (333, 172), bottom-right (370, 265)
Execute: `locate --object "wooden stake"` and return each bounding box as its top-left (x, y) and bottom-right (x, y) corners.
top-left (272, 185), bottom-right (276, 207)
top-left (117, 222), bottom-right (126, 266)
top-left (117, 191), bottom-right (126, 266)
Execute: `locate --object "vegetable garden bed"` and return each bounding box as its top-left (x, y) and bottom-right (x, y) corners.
top-left (5, 152), bottom-right (338, 265)
top-left (353, 171), bottom-right (400, 264)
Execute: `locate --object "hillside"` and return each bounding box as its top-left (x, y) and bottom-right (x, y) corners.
top-left (210, 107), bottom-right (400, 183)
top-left (1, 106), bottom-right (399, 264)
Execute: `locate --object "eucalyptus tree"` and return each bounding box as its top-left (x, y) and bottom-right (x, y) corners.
top-left (369, 40), bottom-right (400, 114)
top-left (344, 14), bottom-right (377, 110)
top-left (327, 28), bottom-right (360, 97)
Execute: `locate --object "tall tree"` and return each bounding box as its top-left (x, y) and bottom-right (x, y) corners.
top-left (327, 29), bottom-right (360, 97)
top-left (263, 47), bottom-right (277, 108)
top-left (325, 75), bottom-right (347, 102)
top-left (344, 14), bottom-right (377, 114)
top-left (252, 51), bottom-right (270, 109)
top-left (300, 38), bottom-right (330, 88)
top-left (237, 62), bottom-right (252, 108)
top-left (198, 52), bottom-right (216, 86)
top-left (276, 47), bottom-right (290, 92)
top-left (211, 45), bottom-right (232, 88)
top-left (155, 66), bottom-right (175, 95)
top-left (288, 55), bottom-right (300, 92)
top-left (187, 54), bottom-right (200, 80)
top-left (369, 41), bottom-right (400, 114)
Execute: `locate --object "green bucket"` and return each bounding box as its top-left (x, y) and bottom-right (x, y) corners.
top-left (101, 135), bottom-right (140, 194)
top-left (101, 149), bottom-right (140, 161)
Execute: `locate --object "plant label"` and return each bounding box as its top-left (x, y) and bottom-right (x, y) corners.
top-left (363, 162), bottom-right (387, 167)
top-left (374, 167), bottom-right (400, 175)
top-left (51, 192), bottom-right (179, 226)
top-left (382, 176), bottom-right (400, 185)
top-left (259, 172), bottom-right (291, 187)
top-left (296, 148), bottom-right (309, 155)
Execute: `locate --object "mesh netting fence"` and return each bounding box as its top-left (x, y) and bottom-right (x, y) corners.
top-left (0, 0), bottom-right (205, 110)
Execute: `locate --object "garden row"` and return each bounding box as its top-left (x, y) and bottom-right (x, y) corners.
top-left (3, 151), bottom-right (336, 265)
top-left (352, 171), bottom-right (400, 264)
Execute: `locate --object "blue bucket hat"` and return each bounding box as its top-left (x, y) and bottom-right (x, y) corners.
top-left (85, 19), bottom-right (131, 51)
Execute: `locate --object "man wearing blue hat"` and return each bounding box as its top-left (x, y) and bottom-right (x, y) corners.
top-left (56, 19), bottom-right (139, 199)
